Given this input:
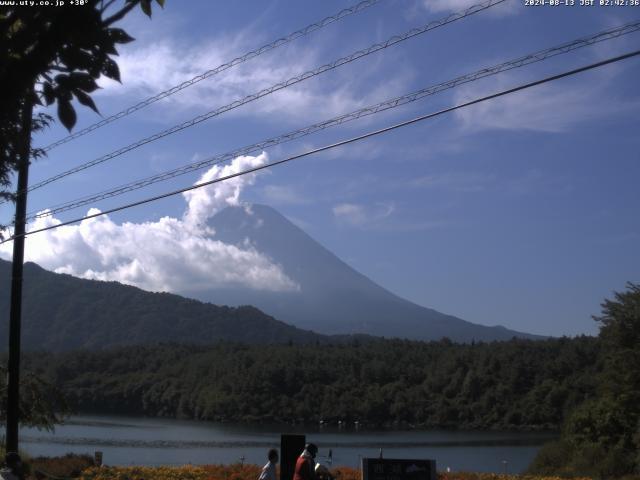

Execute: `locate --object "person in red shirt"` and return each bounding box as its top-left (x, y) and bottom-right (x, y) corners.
top-left (293, 443), bottom-right (318, 480)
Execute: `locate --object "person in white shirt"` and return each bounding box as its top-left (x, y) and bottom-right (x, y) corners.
top-left (259, 448), bottom-right (279, 480)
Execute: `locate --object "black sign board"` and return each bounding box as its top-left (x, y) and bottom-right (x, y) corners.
top-left (362, 458), bottom-right (437, 480)
top-left (280, 434), bottom-right (306, 480)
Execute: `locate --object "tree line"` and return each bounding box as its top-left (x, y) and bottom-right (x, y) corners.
top-left (19, 335), bottom-right (600, 431)
top-left (527, 283), bottom-right (640, 478)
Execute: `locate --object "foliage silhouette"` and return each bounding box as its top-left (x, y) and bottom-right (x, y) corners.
top-left (528, 283), bottom-right (640, 477)
top-left (0, 0), bottom-right (164, 204)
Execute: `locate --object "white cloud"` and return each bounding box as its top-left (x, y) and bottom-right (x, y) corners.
top-left (182, 153), bottom-right (268, 228)
top-left (332, 202), bottom-right (450, 232)
top-left (333, 202), bottom-right (395, 227)
top-left (422, 0), bottom-right (519, 16)
top-left (452, 69), bottom-right (640, 133)
top-left (95, 26), bottom-right (413, 124)
top-left (98, 38), bottom-right (388, 123)
top-left (0, 154), bottom-right (299, 295)
top-left (333, 203), bottom-right (366, 225)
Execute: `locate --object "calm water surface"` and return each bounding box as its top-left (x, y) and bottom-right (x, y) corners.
top-left (20, 415), bottom-right (556, 473)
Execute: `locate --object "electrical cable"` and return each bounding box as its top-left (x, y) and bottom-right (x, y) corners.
top-left (39, 0), bottom-right (383, 152)
top-left (16, 0), bottom-right (506, 200)
top-left (3, 48), bottom-right (637, 244)
top-left (24, 20), bottom-right (640, 223)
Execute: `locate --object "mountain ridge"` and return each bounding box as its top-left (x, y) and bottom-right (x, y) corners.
top-left (0, 204), bottom-right (544, 348)
top-left (0, 258), bottom-right (331, 351)
top-left (183, 204), bottom-right (544, 342)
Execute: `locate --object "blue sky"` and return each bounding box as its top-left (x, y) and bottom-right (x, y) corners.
top-left (1, 0), bottom-right (639, 337)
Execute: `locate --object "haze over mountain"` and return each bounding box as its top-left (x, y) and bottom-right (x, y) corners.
top-left (182, 204), bottom-right (542, 342)
top-left (0, 258), bottom-right (328, 351)
top-left (0, 203), bottom-right (541, 346)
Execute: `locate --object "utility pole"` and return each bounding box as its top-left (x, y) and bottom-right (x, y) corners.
top-left (5, 92), bottom-right (33, 467)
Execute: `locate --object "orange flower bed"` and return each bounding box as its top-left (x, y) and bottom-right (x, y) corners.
top-left (79, 463), bottom-right (261, 480)
top-left (77, 464), bottom-right (592, 480)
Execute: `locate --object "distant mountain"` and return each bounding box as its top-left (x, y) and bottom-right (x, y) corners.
top-left (0, 205), bottom-right (542, 350)
top-left (0, 259), bottom-right (327, 351)
top-left (182, 204), bottom-right (543, 342)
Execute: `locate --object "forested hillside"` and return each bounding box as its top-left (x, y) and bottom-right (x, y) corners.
top-left (528, 283), bottom-right (640, 477)
top-left (0, 260), bottom-right (326, 350)
top-left (22, 336), bottom-right (599, 430)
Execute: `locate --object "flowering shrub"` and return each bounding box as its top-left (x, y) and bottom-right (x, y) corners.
top-left (28, 453), bottom-right (95, 478)
top-left (202, 464), bottom-right (262, 480)
top-left (329, 469), bottom-right (593, 480)
top-left (75, 465), bottom-right (594, 480)
top-left (78, 463), bottom-right (261, 480)
top-left (439, 474), bottom-right (592, 480)
top-left (80, 465), bottom-right (208, 480)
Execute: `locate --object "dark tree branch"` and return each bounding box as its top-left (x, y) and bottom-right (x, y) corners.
top-left (104, 1), bottom-right (139, 26)
top-left (101, 0), bottom-right (119, 13)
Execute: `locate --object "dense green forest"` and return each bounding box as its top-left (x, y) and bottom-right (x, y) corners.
top-left (0, 260), bottom-right (329, 351)
top-left (21, 336), bottom-right (599, 431)
top-left (527, 283), bottom-right (640, 478)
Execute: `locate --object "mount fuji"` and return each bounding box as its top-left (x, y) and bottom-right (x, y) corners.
top-left (181, 204), bottom-right (542, 342)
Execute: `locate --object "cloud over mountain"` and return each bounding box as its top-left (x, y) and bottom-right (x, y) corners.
top-left (0, 154), bottom-right (299, 294)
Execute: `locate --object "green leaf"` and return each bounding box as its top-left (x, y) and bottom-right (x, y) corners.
top-left (140, 0), bottom-right (152, 17)
top-left (74, 89), bottom-right (99, 114)
top-left (57, 99), bottom-right (77, 131)
top-left (60, 48), bottom-right (94, 71)
top-left (101, 41), bottom-right (119, 56)
top-left (69, 72), bottom-right (99, 92)
top-left (42, 82), bottom-right (55, 106)
top-left (54, 74), bottom-right (70, 88)
top-left (108, 28), bottom-right (135, 44)
top-left (88, 53), bottom-right (106, 77)
top-left (155, 0), bottom-right (165, 7)
top-left (101, 57), bottom-right (121, 83)
top-left (58, 88), bottom-right (73, 102)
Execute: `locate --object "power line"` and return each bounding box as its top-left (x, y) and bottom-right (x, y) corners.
top-left (19, 0), bottom-right (506, 199)
top-left (39, 0), bottom-right (383, 153)
top-left (24, 20), bottom-right (640, 222)
top-left (4, 48), bottom-right (638, 245)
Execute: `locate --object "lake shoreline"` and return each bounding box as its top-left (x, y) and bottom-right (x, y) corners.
top-left (20, 414), bottom-right (554, 473)
top-left (66, 410), bottom-right (562, 434)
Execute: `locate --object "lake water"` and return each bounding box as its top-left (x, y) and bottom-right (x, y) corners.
top-left (20, 415), bottom-right (556, 474)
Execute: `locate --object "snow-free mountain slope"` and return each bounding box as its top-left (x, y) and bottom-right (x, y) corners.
top-left (186, 204), bottom-right (542, 342)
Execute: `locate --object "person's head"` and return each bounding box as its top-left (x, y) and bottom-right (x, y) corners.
top-left (268, 448), bottom-right (279, 463)
top-left (305, 443), bottom-right (318, 458)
